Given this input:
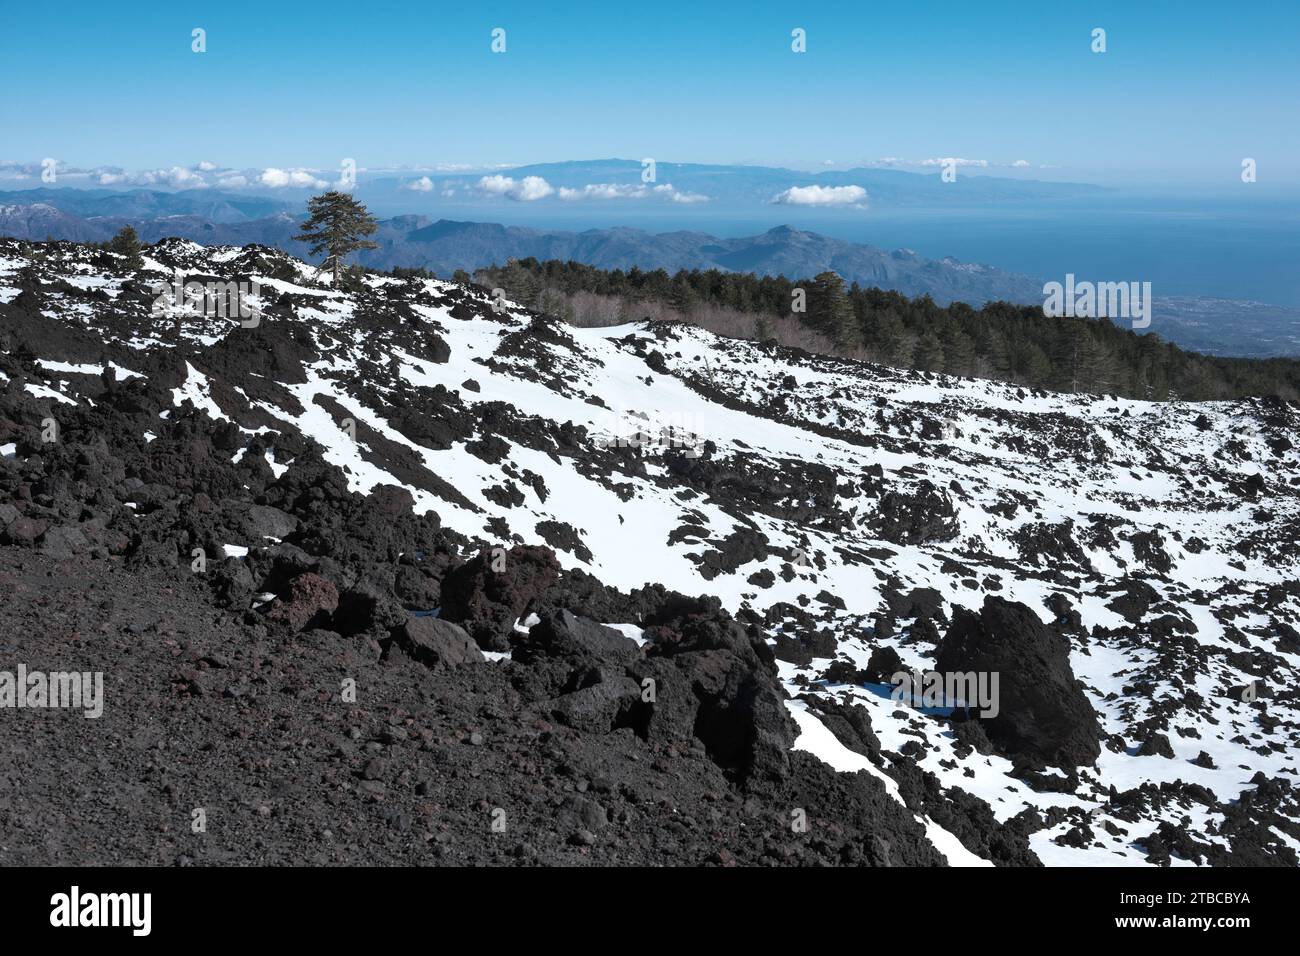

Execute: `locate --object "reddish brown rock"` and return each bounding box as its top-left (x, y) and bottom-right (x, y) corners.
top-left (266, 572), bottom-right (339, 632)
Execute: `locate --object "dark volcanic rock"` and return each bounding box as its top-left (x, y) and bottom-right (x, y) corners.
top-left (39, 524), bottom-right (90, 558)
top-left (440, 545), bottom-right (561, 651)
top-left (513, 608), bottom-right (641, 667)
top-left (1137, 732), bottom-right (1176, 759)
top-left (871, 481), bottom-right (958, 545)
top-left (936, 596), bottom-right (1102, 768)
top-left (884, 586), bottom-right (945, 622)
top-left (3, 515), bottom-right (47, 546)
top-left (265, 572), bottom-right (340, 632)
top-left (395, 616), bottom-right (485, 667)
top-left (864, 646), bottom-right (905, 684)
top-left (634, 596), bottom-right (797, 784)
top-left (333, 579), bottom-right (408, 636)
top-left (801, 695), bottom-right (881, 760)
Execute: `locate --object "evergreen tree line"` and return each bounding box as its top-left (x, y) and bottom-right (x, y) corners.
top-left (473, 257), bottom-right (1300, 401)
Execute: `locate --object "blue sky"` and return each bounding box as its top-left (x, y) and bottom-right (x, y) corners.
top-left (2, 0), bottom-right (1298, 185)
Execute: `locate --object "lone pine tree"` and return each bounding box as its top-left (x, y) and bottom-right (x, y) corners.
top-left (810, 271), bottom-right (860, 349)
top-left (295, 191), bottom-right (379, 285)
top-left (108, 225), bottom-right (144, 270)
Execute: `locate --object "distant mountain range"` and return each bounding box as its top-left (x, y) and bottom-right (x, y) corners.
top-left (1, 187), bottom-right (1298, 358)
top-left (359, 158), bottom-right (1108, 212)
top-left (0, 189), bottom-right (1045, 304)
top-left (366, 220), bottom-right (1052, 306)
top-left (2, 159), bottom-right (1107, 214)
top-left (0, 187), bottom-right (288, 222)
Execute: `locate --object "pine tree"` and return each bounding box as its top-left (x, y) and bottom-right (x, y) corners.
top-left (872, 309), bottom-right (907, 365)
top-left (669, 273), bottom-right (695, 317)
top-left (940, 326), bottom-right (976, 376)
top-left (810, 271), bottom-right (859, 350)
top-left (891, 332), bottom-right (916, 368)
top-left (294, 191), bottom-right (379, 285)
top-left (913, 331), bottom-right (945, 371)
top-left (1076, 329), bottom-right (1116, 393)
top-left (501, 258), bottom-right (542, 306)
top-left (108, 225), bottom-right (144, 270)
top-left (1022, 343), bottom-right (1052, 385)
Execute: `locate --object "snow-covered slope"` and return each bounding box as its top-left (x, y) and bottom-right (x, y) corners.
top-left (2, 237), bottom-right (1297, 866)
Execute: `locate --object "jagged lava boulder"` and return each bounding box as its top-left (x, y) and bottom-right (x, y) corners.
top-left (394, 617), bottom-right (484, 668)
top-left (633, 595), bottom-right (797, 784)
top-left (440, 544), bottom-right (560, 651)
top-left (871, 480), bottom-right (958, 545)
top-left (265, 571), bottom-right (339, 632)
top-left (936, 596), bottom-right (1101, 768)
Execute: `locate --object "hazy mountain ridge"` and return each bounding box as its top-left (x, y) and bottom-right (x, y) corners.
top-left (2, 188), bottom-right (1298, 357)
top-left (383, 158), bottom-right (1107, 208)
top-left (0, 190), bottom-right (1060, 303)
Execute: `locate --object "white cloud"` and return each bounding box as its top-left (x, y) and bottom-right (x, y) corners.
top-left (656, 183), bottom-right (709, 204)
top-left (0, 161), bottom-right (37, 179)
top-left (109, 165), bottom-right (209, 188)
top-left (197, 161), bottom-right (218, 171)
top-left (513, 176), bottom-right (555, 200)
top-left (872, 156), bottom-right (1032, 171)
top-left (259, 167), bottom-right (328, 189)
top-left (217, 174), bottom-right (249, 188)
top-left (404, 176), bottom-right (435, 192)
top-left (165, 165), bottom-right (207, 188)
top-left (477, 175), bottom-right (512, 194)
top-left (555, 182), bottom-right (708, 203)
top-left (558, 183), bottom-right (644, 200)
top-left (772, 184), bottom-right (867, 207)
top-left (477, 174), bottom-right (554, 201)
top-left (920, 157), bottom-right (989, 168)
